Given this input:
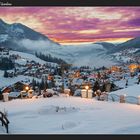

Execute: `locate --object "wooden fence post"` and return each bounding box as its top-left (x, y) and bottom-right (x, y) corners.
top-left (0, 111), bottom-right (10, 133)
top-left (120, 95), bottom-right (125, 103)
top-left (105, 93), bottom-right (108, 101)
top-left (137, 96), bottom-right (140, 105)
top-left (6, 125), bottom-right (8, 133)
top-left (2, 114), bottom-right (3, 126)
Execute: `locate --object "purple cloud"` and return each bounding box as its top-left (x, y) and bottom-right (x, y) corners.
top-left (0, 7), bottom-right (140, 43)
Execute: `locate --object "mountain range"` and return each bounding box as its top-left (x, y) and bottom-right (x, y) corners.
top-left (0, 19), bottom-right (60, 52)
top-left (0, 19), bottom-right (140, 68)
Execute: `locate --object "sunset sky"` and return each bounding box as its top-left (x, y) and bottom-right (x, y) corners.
top-left (0, 7), bottom-right (140, 45)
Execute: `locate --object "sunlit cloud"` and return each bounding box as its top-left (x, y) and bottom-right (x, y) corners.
top-left (113, 28), bottom-right (140, 32)
top-left (0, 7), bottom-right (140, 44)
top-left (78, 29), bottom-right (100, 34)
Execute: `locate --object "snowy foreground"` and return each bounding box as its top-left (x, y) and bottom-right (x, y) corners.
top-left (1, 95), bottom-right (140, 134)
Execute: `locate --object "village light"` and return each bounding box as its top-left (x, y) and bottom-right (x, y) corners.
top-left (85, 85), bottom-right (89, 98)
top-left (85, 85), bottom-right (89, 90)
top-left (25, 86), bottom-right (29, 91)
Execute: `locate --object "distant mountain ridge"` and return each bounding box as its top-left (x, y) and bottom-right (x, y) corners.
top-left (94, 37), bottom-right (140, 53)
top-left (110, 37), bottom-right (140, 53)
top-left (0, 19), bottom-right (60, 52)
top-left (1, 19), bottom-right (140, 53)
top-left (94, 42), bottom-right (116, 52)
top-left (1, 19), bottom-right (140, 67)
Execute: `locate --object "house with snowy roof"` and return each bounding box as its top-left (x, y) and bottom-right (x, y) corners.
top-left (0, 81), bottom-right (31, 100)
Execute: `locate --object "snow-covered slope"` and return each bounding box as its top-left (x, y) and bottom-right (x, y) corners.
top-left (0, 34), bottom-right (8, 42)
top-left (0, 70), bottom-right (41, 88)
top-left (111, 48), bottom-right (140, 63)
top-left (0, 50), bottom-right (58, 88)
top-left (111, 37), bottom-right (140, 53)
top-left (1, 96), bottom-right (140, 134)
top-left (110, 84), bottom-right (140, 97)
top-left (10, 51), bottom-right (47, 65)
top-left (0, 19), bottom-right (60, 52)
top-left (40, 43), bottom-right (118, 68)
top-left (16, 39), bottom-right (117, 68)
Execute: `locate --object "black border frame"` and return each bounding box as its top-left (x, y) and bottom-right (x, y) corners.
top-left (0, 134), bottom-right (140, 139)
top-left (0, 0), bottom-right (140, 6)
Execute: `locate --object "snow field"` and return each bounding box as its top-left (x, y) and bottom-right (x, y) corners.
top-left (1, 95), bottom-right (140, 134)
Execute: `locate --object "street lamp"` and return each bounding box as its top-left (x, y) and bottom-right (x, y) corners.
top-left (85, 85), bottom-right (89, 98)
top-left (25, 86), bottom-right (29, 92)
top-left (85, 85), bottom-right (89, 90)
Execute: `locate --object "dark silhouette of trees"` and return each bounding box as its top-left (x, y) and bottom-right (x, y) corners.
top-left (3, 70), bottom-right (8, 78)
top-left (31, 78), bottom-right (49, 91)
top-left (0, 57), bottom-right (15, 70)
top-left (35, 52), bottom-right (67, 65)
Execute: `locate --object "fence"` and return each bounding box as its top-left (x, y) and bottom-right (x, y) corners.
top-left (108, 94), bottom-right (120, 102)
top-left (125, 96), bottom-right (138, 104)
top-left (106, 93), bottom-right (140, 105)
top-left (0, 111), bottom-right (10, 133)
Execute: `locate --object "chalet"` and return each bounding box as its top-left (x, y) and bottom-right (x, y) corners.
top-left (0, 82), bottom-right (30, 94)
top-left (0, 86), bottom-right (12, 100)
top-left (0, 81), bottom-right (31, 100)
top-left (12, 81), bottom-right (30, 92)
top-left (1, 86), bottom-right (12, 94)
top-left (81, 81), bottom-right (93, 90)
top-left (8, 92), bottom-right (21, 99)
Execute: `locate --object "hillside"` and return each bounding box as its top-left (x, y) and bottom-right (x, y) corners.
top-left (110, 37), bottom-right (140, 53)
top-left (0, 19), bottom-right (60, 52)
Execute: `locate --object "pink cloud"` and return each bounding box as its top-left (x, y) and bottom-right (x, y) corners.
top-left (0, 7), bottom-right (140, 43)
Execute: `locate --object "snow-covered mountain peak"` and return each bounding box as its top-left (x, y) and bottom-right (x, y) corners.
top-left (0, 19), bottom-right (61, 51)
top-left (0, 18), bottom-right (7, 25)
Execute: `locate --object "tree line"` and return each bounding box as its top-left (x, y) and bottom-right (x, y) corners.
top-left (0, 57), bottom-right (15, 70)
top-left (35, 52), bottom-right (67, 65)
